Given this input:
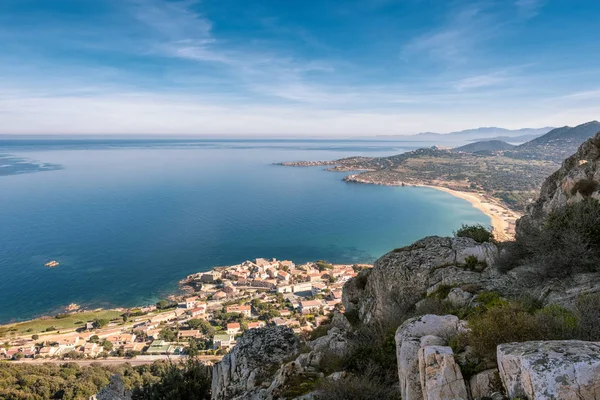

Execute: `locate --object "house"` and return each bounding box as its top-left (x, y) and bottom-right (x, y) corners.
top-left (213, 334), bottom-right (234, 349)
top-left (279, 309), bottom-right (292, 317)
top-left (277, 270), bottom-right (290, 281)
top-left (307, 273), bottom-right (322, 282)
top-left (226, 322), bottom-right (241, 335)
top-left (329, 290), bottom-right (342, 300)
top-left (300, 300), bottom-right (322, 315)
top-left (189, 305), bottom-right (207, 318)
top-left (105, 333), bottom-right (136, 345)
top-left (311, 283), bottom-right (327, 296)
top-left (226, 304), bottom-right (252, 317)
top-left (123, 342), bottom-right (143, 352)
top-left (255, 258), bottom-right (271, 267)
top-left (38, 346), bottom-right (60, 357)
top-left (246, 321), bottom-right (265, 330)
top-left (292, 282), bottom-right (312, 293)
top-left (272, 318), bottom-right (288, 326)
top-left (178, 330), bottom-right (202, 340)
top-left (276, 284), bottom-right (294, 294)
top-left (83, 342), bottom-right (101, 358)
top-left (280, 260), bottom-right (295, 269)
top-left (185, 296), bottom-right (199, 309)
top-left (201, 271), bottom-right (222, 283)
top-left (212, 291), bottom-right (227, 300)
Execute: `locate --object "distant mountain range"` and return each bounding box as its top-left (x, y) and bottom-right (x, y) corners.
top-left (453, 121), bottom-right (600, 163)
top-left (374, 126), bottom-right (554, 144)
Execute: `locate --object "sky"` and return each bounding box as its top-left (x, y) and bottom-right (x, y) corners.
top-left (1, 0), bottom-right (599, 136)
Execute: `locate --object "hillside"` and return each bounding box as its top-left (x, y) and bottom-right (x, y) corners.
top-left (505, 120), bottom-right (600, 162)
top-left (452, 140), bottom-right (516, 153)
top-left (374, 126), bottom-right (553, 143)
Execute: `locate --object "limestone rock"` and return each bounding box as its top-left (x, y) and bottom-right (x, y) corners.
top-left (446, 288), bottom-right (473, 308)
top-left (518, 130), bottom-right (600, 234)
top-left (344, 236), bottom-right (506, 326)
top-left (418, 346), bottom-right (469, 400)
top-left (308, 327), bottom-right (348, 357)
top-left (96, 375), bottom-right (132, 400)
top-left (468, 369), bottom-right (501, 400)
top-left (211, 326), bottom-right (300, 400)
top-left (396, 315), bottom-right (465, 400)
top-left (497, 340), bottom-right (600, 400)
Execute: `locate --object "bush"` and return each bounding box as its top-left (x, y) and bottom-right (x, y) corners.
top-left (574, 293), bottom-right (600, 341)
top-left (316, 372), bottom-right (400, 400)
top-left (454, 224), bottom-right (494, 243)
top-left (465, 301), bottom-right (581, 361)
top-left (309, 324), bottom-right (331, 341)
top-left (499, 198), bottom-right (600, 277)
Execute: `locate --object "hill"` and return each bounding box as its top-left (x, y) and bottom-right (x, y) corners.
top-left (375, 126), bottom-right (554, 143)
top-left (506, 120), bottom-right (600, 162)
top-left (452, 140), bottom-right (516, 153)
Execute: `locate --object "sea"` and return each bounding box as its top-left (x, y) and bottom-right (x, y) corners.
top-left (0, 138), bottom-right (489, 323)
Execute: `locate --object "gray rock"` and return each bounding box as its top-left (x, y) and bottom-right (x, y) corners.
top-left (211, 326), bottom-right (300, 400)
top-left (468, 369), bottom-right (501, 400)
top-left (96, 375), bottom-right (132, 400)
top-left (418, 345), bottom-right (469, 400)
top-left (396, 314), bottom-right (465, 400)
top-left (446, 288), bottom-right (473, 308)
top-left (497, 340), bottom-right (600, 400)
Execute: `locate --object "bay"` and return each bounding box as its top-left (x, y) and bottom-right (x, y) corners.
top-left (0, 139), bottom-right (489, 323)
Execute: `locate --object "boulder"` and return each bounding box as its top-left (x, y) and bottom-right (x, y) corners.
top-left (96, 375), bottom-right (132, 400)
top-left (418, 346), bottom-right (469, 400)
top-left (446, 288), bottom-right (473, 308)
top-left (468, 369), bottom-right (501, 400)
top-left (497, 340), bottom-right (600, 400)
top-left (308, 327), bottom-right (348, 357)
top-left (211, 326), bottom-right (300, 400)
top-left (396, 315), bottom-right (466, 400)
top-left (344, 236), bottom-right (507, 326)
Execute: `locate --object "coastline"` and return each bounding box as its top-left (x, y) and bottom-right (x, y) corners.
top-left (416, 184), bottom-right (521, 241)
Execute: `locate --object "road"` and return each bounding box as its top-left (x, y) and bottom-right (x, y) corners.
top-left (8, 354), bottom-right (222, 366)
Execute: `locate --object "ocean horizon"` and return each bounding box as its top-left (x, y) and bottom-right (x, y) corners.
top-left (0, 139), bottom-right (490, 323)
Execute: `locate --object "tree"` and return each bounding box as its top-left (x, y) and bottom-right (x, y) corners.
top-left (132, 358), bottom-right (211, 399)
top-left (101, 340), bottom-right (113, 352)
top-left (156, 299), bottom-right (173, 310)
top-left (188, 319), bottom-right (215, 336)
top-left (94, 318), bottom-right (109, 329)
top-left (159, 327), bottom-right (177, 342)
top-left (89, 334), bottom-right (100, 343)
top-left (31, 334), bottom-right (39, 340)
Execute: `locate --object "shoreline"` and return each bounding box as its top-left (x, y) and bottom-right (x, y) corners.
top-left (416, 184), bottom-right (521, 241)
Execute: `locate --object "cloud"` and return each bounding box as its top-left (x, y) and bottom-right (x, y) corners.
top-left (515, 0), bottom-right (545, 18)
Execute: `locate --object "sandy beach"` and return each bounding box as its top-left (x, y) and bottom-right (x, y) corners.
top-left (418, 184), bottom-right (522, 241)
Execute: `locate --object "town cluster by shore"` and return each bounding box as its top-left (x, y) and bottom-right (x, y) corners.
top-left (0, 258), bottom-right (368, 362)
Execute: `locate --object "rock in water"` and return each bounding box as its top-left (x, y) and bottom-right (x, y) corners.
top-left (211, 326), bottom-right (300, 400)
top-left (497, 340), bottom-right (600, 400)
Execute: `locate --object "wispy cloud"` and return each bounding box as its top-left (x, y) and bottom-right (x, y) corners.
top-left (515, 0), bottom-right (545, 19)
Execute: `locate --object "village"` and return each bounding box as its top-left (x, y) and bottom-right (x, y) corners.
top-left (0, 258), bottom-right (369, 361)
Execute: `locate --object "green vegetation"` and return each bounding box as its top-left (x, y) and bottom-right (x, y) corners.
top-left (132, 358), bottom-right (211, 400)
top-left (499, 198), bottom-right (600, 277)
top-left (454, 224), bottom-right (494, 243)
top-left (0, 310), bottom-right (123, 337)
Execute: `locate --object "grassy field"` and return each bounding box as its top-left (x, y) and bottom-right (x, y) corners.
top-left (0, 310), bottom-right (124, 337)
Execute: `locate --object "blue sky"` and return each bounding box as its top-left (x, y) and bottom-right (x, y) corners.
top-left (1, 0), bottom-right (599, 135)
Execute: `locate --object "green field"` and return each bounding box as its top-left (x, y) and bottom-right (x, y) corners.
top-left (0, 310), bottom-right (124, 337)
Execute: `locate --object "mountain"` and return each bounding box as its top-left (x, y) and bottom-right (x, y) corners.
top-left (468, 133), bottom-right (543, 143)
top-left (452, 139), bottom-right (516, 153)
top-left (378, 126), bottom-right (554, 143)
top-left (506, 121), bottom-right (600, 162)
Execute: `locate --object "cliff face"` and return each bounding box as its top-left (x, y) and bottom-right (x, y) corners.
top-left (212, 326), bottom-right (300, 400)
top-left (518, 130), bottom-right (600, 233)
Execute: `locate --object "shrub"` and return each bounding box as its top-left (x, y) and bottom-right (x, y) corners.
top-left (427, 284), bottom-right (455, 300)
top-left (574, 292), bottom-right (600, 341)
top-left (316, 371), bottom-right (400, 400)
top-left (499, 198), bottom-right (600, 277)
top-left (309, 324), bottom-right (331, 341)
top-left (454, 224), bottom-right (494, 243)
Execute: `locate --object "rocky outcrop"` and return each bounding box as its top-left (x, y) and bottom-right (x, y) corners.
top-left (96, 375), bottom-right (132, 400)
top-left (211, 326), bottom-right (301, 400)
top-left (497, 340), bottom-right (600, 400)
top-left (343, 236), bottom-right (508, 326)
top-left (468, 369), bottom-right (502, 400)
top-left (518, 130), bottom-right (600, 233)
top-left (396, 314), bottom-right (467, 400)
top-left (419, 346), bottom-right (469, 400)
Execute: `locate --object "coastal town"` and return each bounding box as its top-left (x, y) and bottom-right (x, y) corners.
top-left (0, 258), bottom-right (368, 362)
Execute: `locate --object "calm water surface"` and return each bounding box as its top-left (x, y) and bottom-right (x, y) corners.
top-left (0, 140), bottom-right (489, 323)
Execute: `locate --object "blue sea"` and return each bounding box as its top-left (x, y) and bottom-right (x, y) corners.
top-left (0, 139), bottom-right (489, 323)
